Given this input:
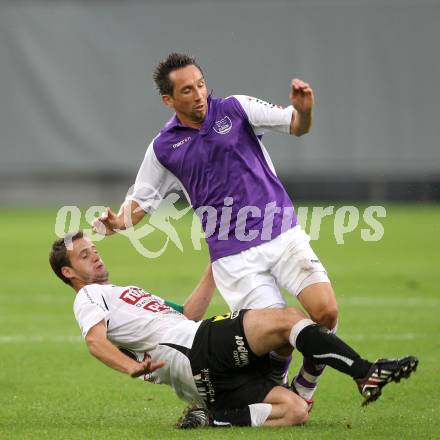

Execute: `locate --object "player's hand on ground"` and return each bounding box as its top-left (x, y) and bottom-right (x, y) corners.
top-left (290, 78), bottom-right (314, 114)
top-left (129, 359), bottom-right (166, 378)
top-left (91, 207), bottom-right (120, 236)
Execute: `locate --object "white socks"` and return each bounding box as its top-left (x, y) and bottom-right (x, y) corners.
top-left (288, 319), bottom-right (315, 348)
top-left (249, 403), bottom-right (272, 427)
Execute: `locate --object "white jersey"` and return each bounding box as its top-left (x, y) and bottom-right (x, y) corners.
top-left (74, 283), bottom-right (204, 405)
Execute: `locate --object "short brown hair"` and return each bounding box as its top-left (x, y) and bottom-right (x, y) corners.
top-left (49, 231), bottom-right (84, 285)
top-left (153, 53), bottom-right (203, 96)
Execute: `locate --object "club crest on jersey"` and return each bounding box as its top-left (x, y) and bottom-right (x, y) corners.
top-left (213, 116), bottom-right (232, 134)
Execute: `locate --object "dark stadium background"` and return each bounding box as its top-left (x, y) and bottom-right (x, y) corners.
top-left (1, 0), bottom-right (438, 205)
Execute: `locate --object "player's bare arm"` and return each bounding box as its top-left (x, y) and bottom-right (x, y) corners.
top-left (92, 200), bottom-right (146, 236)
top-left (85, 320), bottom-right (165, 377)
top-left (289, 78), bottom-right (314, 136)
top-left (182, 264), bottom-right (216, 320)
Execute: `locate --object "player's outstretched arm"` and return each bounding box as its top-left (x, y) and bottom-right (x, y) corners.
top-left (182, 264), bottom-right (216, 321)
top-left (92, 200), bottom-right (146, 236)
top-left (289, 78), bottom-right (314, 136)
top-left (85, 320), bottom-right (165, 377)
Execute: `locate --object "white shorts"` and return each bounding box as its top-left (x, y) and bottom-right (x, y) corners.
top-left (212, 225), bottom-right (330, 311)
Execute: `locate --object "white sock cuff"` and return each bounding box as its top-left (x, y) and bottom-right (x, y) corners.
top-left (289, 319), bottom-right (315, 349)
top-left (249, 403), bottom-right (272, 427)
top-left (331, 320), bottom-right (338, 334)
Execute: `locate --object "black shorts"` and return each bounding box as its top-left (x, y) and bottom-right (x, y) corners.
top-left (189, 310), bottom-right (277, 410)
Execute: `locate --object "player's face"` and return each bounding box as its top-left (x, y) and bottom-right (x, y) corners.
top-left (163, 64), bottom-right (208, 128)
top-left (65, 237), bottom-right (109, 285)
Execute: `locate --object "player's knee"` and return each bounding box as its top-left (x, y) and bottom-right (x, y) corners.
top-left (284, 396), bottom-right (309, 426)
top-left (312, 305), bottom-right (339, 330)
top-left (278, 393), bottom-right (309, 426)
top-left (282, 307), bottom-right (306, 327)
top-left (289, 407), bottom-right (309, 426)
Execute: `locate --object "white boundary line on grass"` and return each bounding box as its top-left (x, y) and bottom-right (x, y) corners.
top-left (2, 295), bottom-right (438, 309)
top-left (0, 298), bottom-right (434, 344)
top-left (0, 332), bottom-right (424, 344)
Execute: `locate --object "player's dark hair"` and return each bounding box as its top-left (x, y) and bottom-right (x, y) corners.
top-left (153, 53), bottom-right (203, 96)
top-left (49, 231), bottom-right (84, 285)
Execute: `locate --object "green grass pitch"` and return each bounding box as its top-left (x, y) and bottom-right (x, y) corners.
top-left (0, 204), bottom-right (439, 439)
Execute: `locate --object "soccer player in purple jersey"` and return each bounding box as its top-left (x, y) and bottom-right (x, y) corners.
top-left (93, 53), bottom-right (337, 406)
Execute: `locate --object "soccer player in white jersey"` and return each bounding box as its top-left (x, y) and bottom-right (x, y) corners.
top-left (93, 53), bottom-right (341, 405)
top-left (49, 231), bottom-right (418, 428)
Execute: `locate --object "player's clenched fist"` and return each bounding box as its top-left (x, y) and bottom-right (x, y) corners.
top-left (289, 78), bottom-right (314, 114)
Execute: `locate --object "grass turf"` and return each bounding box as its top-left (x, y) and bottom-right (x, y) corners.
top-left (0, 204), bottom-right (438, 439)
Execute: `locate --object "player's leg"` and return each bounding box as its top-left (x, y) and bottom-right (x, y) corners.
top-left (242, 307), bottom-right (306, 355)
top-left (242, 308), bottom-right (418, 405)
top-left (208, 386), bottom-right (308, 428)
top-left (185, 309), bottom-right (302, 428)
top-left (212, 256), bottom-right (292, 385)
top-left (262, 386), bottom-right (309, 427)
top-left (240, 286), bottom-right (293, 385)
top-left (243, 307), bottom-right (360, 371)
top-left (293, 281), bottom-right (338, 401)
top-left (269, 227), bottom-right (337, 327)
top-left (297, 282), bottom-right (338, 329)
top-left (270, 226), bottom-right (337, 402)
top-left (212, 386), bottom-right (309, 427)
